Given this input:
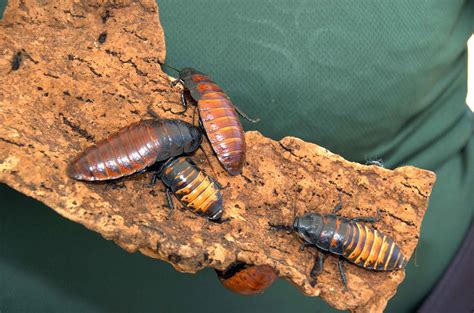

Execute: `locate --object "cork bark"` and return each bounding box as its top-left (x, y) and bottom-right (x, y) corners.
top-left (0, 1), bottom-right (436, 312)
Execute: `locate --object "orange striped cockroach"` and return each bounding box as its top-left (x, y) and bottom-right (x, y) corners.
top-left (270, 203), bottom-right (407, 287)
top-left (155, 156), bottom-right (223, 221)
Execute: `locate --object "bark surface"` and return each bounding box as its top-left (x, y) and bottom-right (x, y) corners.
top-left (0, 1), bottom-right (436, 312)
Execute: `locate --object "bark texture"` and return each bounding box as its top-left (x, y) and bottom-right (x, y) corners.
top-left (0, 1), bottom-right (436, 312)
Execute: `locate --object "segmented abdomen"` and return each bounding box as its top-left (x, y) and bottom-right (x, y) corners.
top-left (160, 157), bottom-right (223, 220)
top-left (186, 74), bottom-right (246, 176)
top-left (339, 219), bottom-right (407, 270)
top-left (67, 119), bottom-right (200, 181)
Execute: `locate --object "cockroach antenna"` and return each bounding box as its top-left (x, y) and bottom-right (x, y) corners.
top-left (159, 62), bottom-right (181, 74)
top-left (268, 222), bottom-right (293, 232)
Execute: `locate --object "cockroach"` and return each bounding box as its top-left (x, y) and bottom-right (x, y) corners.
top-left (67, 117), bottom-right (202, 181)
top-left (216, 262), bottom-right (277, 295)
top-left (162, 64), bottom-right (258, 176)
top-left (156, 156), bottom-right (223, 220)
top-left (270, 203), bottom-right (407, 287)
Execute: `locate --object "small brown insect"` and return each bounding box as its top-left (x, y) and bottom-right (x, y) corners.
top-left (67, 118), bottom-right (202, 181)
top-left (216, 262), bottom-right (277, 295)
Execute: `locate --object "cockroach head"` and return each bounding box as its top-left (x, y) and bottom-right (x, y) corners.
top-left (179, 67), bottom-right (201, 80)
top-left (268, 222), bottom-right (293, 233)
top-left (293, 213), bottom-right (324, 244)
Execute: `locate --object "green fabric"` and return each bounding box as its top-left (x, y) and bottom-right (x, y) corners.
top-left (1, 1), bottom-right (473, 313)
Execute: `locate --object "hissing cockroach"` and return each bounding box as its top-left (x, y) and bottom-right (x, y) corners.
top-left (157, 157), bottom-right (223, 220)
top-left (270, 204), bottom-right (407, 287)
top-left (165, 65), bottom-right (258, 176)
top-left (216, 262), bottom-right (277, 295)
top-left (67, 119), bottom-right (202, 181)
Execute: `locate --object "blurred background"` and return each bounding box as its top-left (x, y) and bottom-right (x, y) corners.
top-left (468, 35), bottom-right (473, 110)
top-left (1, 1), bottom-right (473, 313)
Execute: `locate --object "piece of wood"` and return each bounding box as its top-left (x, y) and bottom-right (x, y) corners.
top-left (0, 1), bottom-right (435, 312)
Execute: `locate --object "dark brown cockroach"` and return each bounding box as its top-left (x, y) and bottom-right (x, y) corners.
top-left (270, 203), bottom-right (407, 287)
top-left (156, 157), bottom-right (223, 220)
top-left (216, 262), bottom-right (277, 295)
top-left (162, 64), bottom-right (258, 176)
top-left (67, 118), bottom-right (202, 181)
